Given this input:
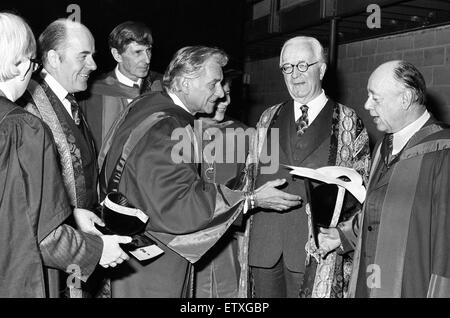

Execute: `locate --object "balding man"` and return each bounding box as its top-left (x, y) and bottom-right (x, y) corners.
top-left (341, 60), bottom-right (450, 297)
top-left (20, 19), bottom-right (131, 297)
top-left (245, 36), bottom-right (370, 298)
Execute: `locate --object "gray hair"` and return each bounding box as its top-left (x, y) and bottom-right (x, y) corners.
top-left (393, 60), bottom-right (426, 105)
top-left (0, 12), bottom-right (36, 81)
top-left (163, 46), bottom-right (228, 91)
top-left (279, 36), bottom-right (326, 66)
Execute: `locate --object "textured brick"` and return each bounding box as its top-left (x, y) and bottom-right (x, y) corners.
top-left (377, 37), bottom-right (395, 53)
top-left (417, 66), bottom-right (433, 86)
top-left (403, 49), bottom-right (424, 66)
top-left (435, 27), bottom-right (450, 45)
top-left (367, 55), bottom-right (376, 72)
top-left (354, 56), bottom-right (369, 72)
top-left (433, 66), bottom-right (450, 85)
top-left (414, 29), bottom-right (436, 48)
top-left (338, 44), bottom-right (347, 59)
top-left (444, 45), bottom-right (450, 64)
top-left (337, 58), bottom-right (354, 73)
top-left (347, 42), bottom-right (362, 58)
top-left (362, 39), bottom-right (377, 56)
top-left (423, 47), bottom-right (445, 66)
top-left (394, 35), bottom-right (413, 51)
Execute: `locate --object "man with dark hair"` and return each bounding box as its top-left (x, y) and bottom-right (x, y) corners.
top-left (329, 60), bottom-right (450, 297)
top-left (80, 21), bottom-right (163, 153)
top-left (100, 45), bottom-right (301, 297)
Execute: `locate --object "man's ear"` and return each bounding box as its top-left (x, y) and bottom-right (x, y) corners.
top-left (401, 89), bottom-right (414, 110)
top-left (319, 62), bottom-right (327, 81)
top-left (180, 77), bottom-right (190, 94)
top-left (46, 50), bottom-right (61, 69)
top-left (111, 48), bottom-right (122, 63)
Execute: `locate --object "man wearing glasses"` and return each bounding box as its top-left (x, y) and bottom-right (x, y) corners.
top-left (245, 36), bottom-right (370, 297)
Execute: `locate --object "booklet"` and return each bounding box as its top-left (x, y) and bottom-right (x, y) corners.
top-left (284, 165), bottom-right (366, 248)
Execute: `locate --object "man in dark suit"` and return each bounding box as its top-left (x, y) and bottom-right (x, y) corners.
top-left (246, 36), bottom-right (370, 298)
top-left (20, 19), bottom-right (130, 297)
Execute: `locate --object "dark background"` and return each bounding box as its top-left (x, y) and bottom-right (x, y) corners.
top-left (1, 0), bottom-right (247, 76)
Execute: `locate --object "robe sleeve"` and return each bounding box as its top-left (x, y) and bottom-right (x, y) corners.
top-left (427, 148), bottom-right (450, 297)
top-left (17, 114), bottom-right (102, 279)
top-left (118, 117), bottom-right (245, 262)
top-left (121, 117), bottom-right (245, 234)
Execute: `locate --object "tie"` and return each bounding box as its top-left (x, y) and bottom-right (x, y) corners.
top-left (295, 104), bottom-right (309, 135)
top-left (380, 133), bottom-right (393, 166)
top-left (133, 83), bottom-right (140, 90)
top-left (65, 93), bottom-right (80, 126)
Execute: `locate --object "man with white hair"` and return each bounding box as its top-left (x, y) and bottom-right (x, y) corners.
top-left (245, 36), bottom-right (370, 297)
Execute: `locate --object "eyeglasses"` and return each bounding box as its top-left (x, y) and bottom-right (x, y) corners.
top-left (24, 58), bottom-right (41, 77)
top-left (280, 61), bottom-right (319, 74)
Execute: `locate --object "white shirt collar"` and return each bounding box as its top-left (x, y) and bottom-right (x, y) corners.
top-left (42, 69), bottom-right (69, 103)
top-left (167, 91), bottom-right (193, 115)
top-left (392, 110), bottom-right (430, 155)
top-left (115, 65), bottom-right (142, 88)
top-left (294, 89), bottom-right (328, 124)
top-left (42, 69), bottom-right (75, 119)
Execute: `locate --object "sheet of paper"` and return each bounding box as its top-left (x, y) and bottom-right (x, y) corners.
top-left (284, 164), bottom-right (366, 203)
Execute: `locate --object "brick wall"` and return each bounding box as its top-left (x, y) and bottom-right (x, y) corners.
top-left (244, 24), bottom-right (450, 144)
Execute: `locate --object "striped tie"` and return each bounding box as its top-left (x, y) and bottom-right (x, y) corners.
top-left (296, 104), bottom-right (309, 135)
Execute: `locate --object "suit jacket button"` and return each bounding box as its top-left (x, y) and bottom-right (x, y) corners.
top-left (368, 226), bottom-right (373, 231)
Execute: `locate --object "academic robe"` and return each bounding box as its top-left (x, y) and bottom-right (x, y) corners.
top-left (19, 74), bottom-right (101, 297)
top-left (244, 98), bottom-right (370, 297)
top-left (0, 95), bottom-right (102, 297)
top-left (194, 118), bottom-right (250, 298)
top-left (101, 92), bottom-right (247, 298)
top-left (347, 118), bottom-right (450, 298)
top-left (79, 70), bottom-right (163, 153)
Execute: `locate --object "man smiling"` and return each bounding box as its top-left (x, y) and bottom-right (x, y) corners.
top-left (20, 19), bottom-right (129, 297)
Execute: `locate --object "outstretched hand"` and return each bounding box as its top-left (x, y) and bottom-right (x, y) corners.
top-left (254, 178), bottom-right (302, 211)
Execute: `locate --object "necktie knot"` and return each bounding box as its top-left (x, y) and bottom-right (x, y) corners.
top-left (66, 93), bottom-right (80, 126)
top-left (296, 104), bottom-right (309, 135)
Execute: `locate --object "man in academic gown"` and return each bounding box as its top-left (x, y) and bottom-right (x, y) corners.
top-left (79, 21), bottom-right (163, 153)
top-left (335, 60), bottom-right (450, 297)
top-left (19, 18), bottom-right (128, 297)
top-left (244, 36), bottom-right (370, 298)
top-left (100, 46), bottom-right (302, 297)
top-left (0, 12), bottom-right (129, 297)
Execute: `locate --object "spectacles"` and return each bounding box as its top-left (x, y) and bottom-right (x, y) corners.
top-left (280, 61), bottom-right (318, 74)
top-left (24, 58), bottom-right (41, 77)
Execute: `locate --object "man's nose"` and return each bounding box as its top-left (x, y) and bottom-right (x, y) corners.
top-left (87, 55), bottom-right (97, 71)
top-left (215, 84), bottom-right (225, 98)
top-left (143, 50), bottom-right (151, 64)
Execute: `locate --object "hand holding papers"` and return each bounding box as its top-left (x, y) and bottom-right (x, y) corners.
top-left (284, 165), bottom-right (366, 204)
top-left (284, 165), bottom-right (366, 249)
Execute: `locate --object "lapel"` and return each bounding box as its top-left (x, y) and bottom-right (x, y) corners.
top-left (292, 99), bottom-right (334, 165)
top-left (40, 79), bottom-right (96, 162)
top-left (368, 117), bottom-right (439, 192)
top-left (272, 101), bottom-right (294, 164)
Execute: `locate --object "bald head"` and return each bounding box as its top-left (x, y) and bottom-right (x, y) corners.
top-left (365, 60), bottom-right (427, 133)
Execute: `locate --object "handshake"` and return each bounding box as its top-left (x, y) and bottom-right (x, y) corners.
top-left (74, 208), bottom-right (132, 268)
